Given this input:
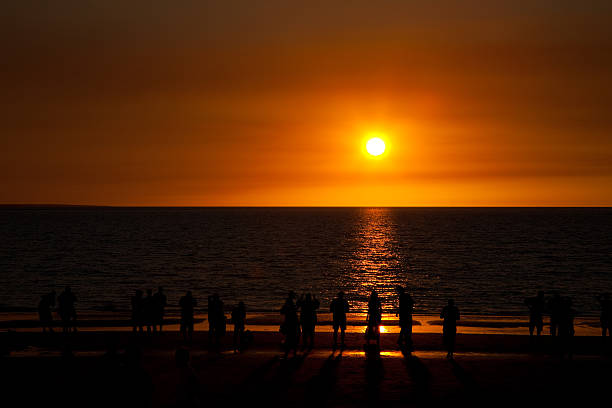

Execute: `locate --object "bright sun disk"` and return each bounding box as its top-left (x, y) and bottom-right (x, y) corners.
top-left (366, 137), bottom-right (386, 156)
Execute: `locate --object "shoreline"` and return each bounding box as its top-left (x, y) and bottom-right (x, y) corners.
top-left (0, 312), bottom-right (603, 336)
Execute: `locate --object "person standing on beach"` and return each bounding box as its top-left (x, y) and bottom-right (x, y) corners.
top-left (208, 293), bottom-right (225, 346)
top-left (153, 286), bottom-right (167, 333)
top-left (440, 299), bottom-right (460, 359)
top-left (280, 291), bottom-right (300, 358)
top-left (143, 289), bottom-right (155, 333)
top-left (297, 293), bottom-right (320, 350)
top-left (525, 291), bottom-right (545, 338)
top-left (548, 292), bottom-right (563, 337)
top-left (131, 290), bottom-right (144, 332)
top-left (559, 297), bottom-right (575, 359)
top-left (396, 286), bottom-right (414, 350)
top-left (179, 291), bottom-right (196, 342)
top-left (58, 286), bottom-right (77, 333)
top-left (330, 291), bottom-right (349, 349)
top-left (597, 293), bottom-right (611, 338)
top-left (38, 290), bottom-right (56, 333)
top-left (231, 301), bottom-right (246, 352)
top-left (365, 290), bottom-right (382, 347)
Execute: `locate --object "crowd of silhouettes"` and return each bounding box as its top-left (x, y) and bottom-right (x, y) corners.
top-left (36, 287), bottom-right (75, 333)
top-left (524, 292), bottom-right (577, 339)
top-left (131, 287), bottom-right (167, 334)
top-left (34, 285), bottom-right (612, 360)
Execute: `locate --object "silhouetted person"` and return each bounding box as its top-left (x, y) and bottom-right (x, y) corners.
top-left (525, 291), bottom-right (546, 338)
top-left (280, 291), bottom-right (300, 358)
top-left (153, 286), bottom-right (167, 333)
top-left (58, 286), bottom-right (77, 333)
top-left (440, 299), bottom-right (460, 359)
top-left (396, 286), bottom-right (414, 350)
top-left (231, 301), bottom-right (246, 352)
top-left (365, 290), bottom-right (382, 346)
top-left (175, 348), bottom-right (201, 407)
top-left (297, 293), bottom-right (320, 349)
top-left (38, 290), bottom-right (55, 333)
top-left (208, 293), bottom-right (225, 347)
top-left (559, 297), bottom-right (575, 359)
top-left (131, 290), bottom-right (144, 332)
top-left (597, 293), bottom-right (612, 338)
top-left (330, 291), bottom-right (349, 349)
top-left (180, 291), bottom-right (196, 342)
top-left (143, 289), bottom-right (156, 333)
top-left (548, 292), bottom-right (563, 337)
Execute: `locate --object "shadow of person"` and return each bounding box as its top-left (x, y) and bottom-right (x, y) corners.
top-left (449, 358), bottom-right (478, 391)
top-left (236, 356), bottom-right (280, 406)
top-left (402, 350), bottom-right (431, 403)
top-left (364, 343), bottom-right (384, 403)
top-left (304, 352), bottom-right (343, 406)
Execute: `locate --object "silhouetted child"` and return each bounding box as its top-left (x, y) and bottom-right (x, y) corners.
top-left (58, 286), bottom-right (77, 333)
top-left (297, 293), bottom-right (320, 349)
top-left (440, 299), bottom-right (460, 359)
top-left (525, 291), bottom-right (546, 338)
top-left (180, 291), bottom-right (196, 342)
top-left (131, 289), bottom-right (144, 332)
top-left (597, 293), bottom-right (611, 338)
top-left (175, 348), bottom-right (201, 407)
top-left (153, 286), bottom-right (167, 333)
top-left (330, 291), bottom-right (349, 349)
top-left (365, 290), bottom-right (382, 347)
top-left (396, 286), bottom-right (414, 350)
top-left (38, 290), bottom-right (55, 333)
top-left (231, 301), bottom-right (246, 352)
top-left (280, 291), bottom-right (300, 358)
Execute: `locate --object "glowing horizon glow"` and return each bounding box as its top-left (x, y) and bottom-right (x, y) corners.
top-left (366, 137), bottom-right (386, 156)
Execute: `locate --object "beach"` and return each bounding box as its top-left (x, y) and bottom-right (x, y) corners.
top-left (3, 317), bottom-right (611, 408)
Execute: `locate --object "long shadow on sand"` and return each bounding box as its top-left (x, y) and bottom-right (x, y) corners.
top-left (449, 359), bottom-right (478, 390)
top-left (241, 352), bottom-right (310, 407)
top-left (364, 344), bottom-right (384, 404)
top-left (304, 350), bottom-right (343, 406)
top-left (401, 349), bottom-right (432, 403)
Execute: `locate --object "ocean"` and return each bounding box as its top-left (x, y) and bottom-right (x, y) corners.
top-left (1, 207), bottom-right (610, 316)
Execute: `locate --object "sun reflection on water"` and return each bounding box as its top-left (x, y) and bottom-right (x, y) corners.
top-left (348, 208), bottom-right (405, 312)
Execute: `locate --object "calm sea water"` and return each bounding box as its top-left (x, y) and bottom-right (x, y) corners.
top-left (1, 207), bottom-right (611, 316)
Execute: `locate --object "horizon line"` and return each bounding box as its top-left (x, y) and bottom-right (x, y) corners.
top-left (1, 204), bottom-right (611, 209)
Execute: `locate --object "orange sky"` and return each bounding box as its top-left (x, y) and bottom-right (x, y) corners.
top-left (1, 1), bottom-right (612, 206)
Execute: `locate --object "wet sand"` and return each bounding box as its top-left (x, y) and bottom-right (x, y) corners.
top-left (2, 329), bottom-right (612, 408)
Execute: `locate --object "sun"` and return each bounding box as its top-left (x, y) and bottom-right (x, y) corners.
top-left (366, 137), bottom-right (386, 156)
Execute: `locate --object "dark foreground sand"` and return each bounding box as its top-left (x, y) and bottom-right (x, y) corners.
top-left (2, 330), bottom-right (612, 408)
